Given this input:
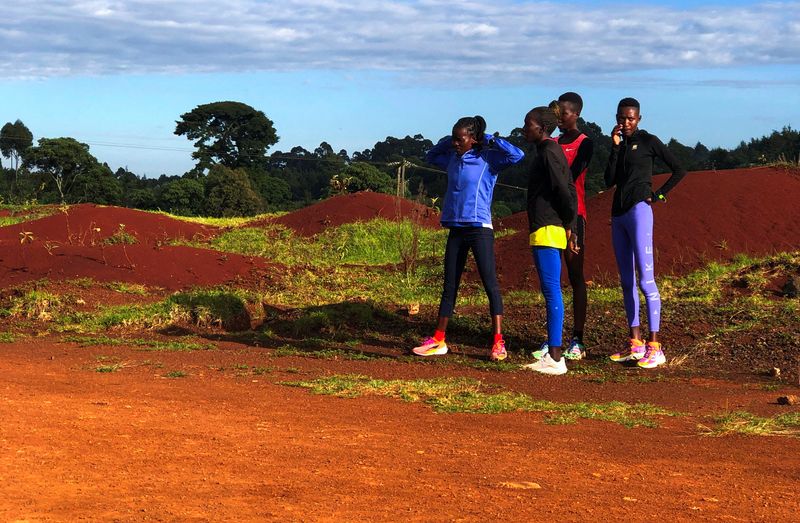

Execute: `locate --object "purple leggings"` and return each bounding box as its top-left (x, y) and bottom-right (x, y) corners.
top-left (611, 202), bottom-right (661, 332)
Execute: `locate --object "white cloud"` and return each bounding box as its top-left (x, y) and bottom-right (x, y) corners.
top-left (451, 23), bottom-right (499, 37)
top-left (0, 0), bottom-right (798, 84)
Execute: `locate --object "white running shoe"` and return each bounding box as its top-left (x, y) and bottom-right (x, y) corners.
top-left (523, 353), bottom-right (567, 375)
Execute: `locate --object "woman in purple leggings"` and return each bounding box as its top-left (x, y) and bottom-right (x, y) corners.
top-left (604, 97), bottom-right (686, 369)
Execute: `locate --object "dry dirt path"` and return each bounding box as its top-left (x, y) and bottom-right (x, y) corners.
top-left (1, 339), bottom-right (798, 521)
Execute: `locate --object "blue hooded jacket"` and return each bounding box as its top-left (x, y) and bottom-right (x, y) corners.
top-left (426, 134), bottom-right (524, 227)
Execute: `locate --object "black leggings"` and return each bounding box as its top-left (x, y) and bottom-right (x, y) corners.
top-left (438, 227), bottom-right (503, 317)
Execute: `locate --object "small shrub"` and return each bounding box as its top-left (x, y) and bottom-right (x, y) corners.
top-left (9, 290), bottom-right (62, 321)
top-left (103, 223), bottom-right (137, 245)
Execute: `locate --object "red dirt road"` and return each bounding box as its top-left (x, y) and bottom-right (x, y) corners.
top-left (2, 339), bottom-right (798, 521)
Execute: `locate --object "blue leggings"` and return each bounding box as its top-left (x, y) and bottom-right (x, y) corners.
top-left (611, 202), bottom-right (661, 332)
top-left (438, 227), bottom-right (503, 317)
top-left (532, 246), bottom-right (563, 347)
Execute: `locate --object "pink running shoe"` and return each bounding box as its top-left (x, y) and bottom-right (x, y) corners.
top-left (490, 339), bottom-right (507, 361)
top-left (638, 342), bottom-right (666, 369)
top-left (412, 337), bottom-right (448, 356)
top-left (609, 338), bottom-right (646, 362)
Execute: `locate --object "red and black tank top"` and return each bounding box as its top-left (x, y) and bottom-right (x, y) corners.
top-left (557, 133), bottom-right (588, 219)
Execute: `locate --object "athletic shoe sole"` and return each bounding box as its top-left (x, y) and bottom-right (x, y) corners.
top-left (609, 351), bottom-right (645, 362)
top-left (412, 345), bottom-right (448, 356)
top-left (522, 362), bottom-right (567, 376)
top-left (638, 352), bottom-right (666, 369)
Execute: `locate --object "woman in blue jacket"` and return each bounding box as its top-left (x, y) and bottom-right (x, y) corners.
top-left (412, 115), bottom-right (524, 361)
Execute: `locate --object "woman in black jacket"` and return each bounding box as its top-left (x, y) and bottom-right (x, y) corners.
top-left (521, 102), bottom-right (578, 376)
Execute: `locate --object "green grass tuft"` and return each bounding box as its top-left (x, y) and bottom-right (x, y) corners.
top-left (271, 344), bottom-right (378, 361)
top-left (285, 375), bottom-right (679, 428)
top-left (0, 204), bottom-right (57, 227)
top-left (53, 288), bottom-right (261, 332)
top-left (207, 218), bottom-right (447, 268)
top-left (7, 290), bottom-right (63, 321)
top-left (169, 289), bottom-right (255, 329)
top-left (704, 411), bottom-right (800, 438)
top-left (63, 335), bottom-right (213, 351)
top-left (105, 282), bottom-right (149, 295)
top-left (151, 210), bottom-right (278, 228)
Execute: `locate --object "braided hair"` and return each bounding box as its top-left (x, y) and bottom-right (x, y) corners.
top-left (526, 101), bottom-right (561, 136)
top-left (452, 115), bottom-right (487, 149)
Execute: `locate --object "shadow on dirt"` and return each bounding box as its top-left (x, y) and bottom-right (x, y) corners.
top-left (159, 297), bottom-right (515, 361)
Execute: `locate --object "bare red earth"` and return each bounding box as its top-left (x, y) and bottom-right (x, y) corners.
top-left (1, 339), bottom-right (798, 521)
top-left (1, 167), bottom-right (797, 292)
top-left (496, 166), bottom-right (800, 288)
top-left (0, 204), bottom-right (216, 245)
top-left (263, 191), bottom-right (441, 236)
top-left (0, 204), bottom-right (279, 290)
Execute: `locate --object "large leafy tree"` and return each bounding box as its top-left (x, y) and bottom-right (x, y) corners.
top-left (268, 144), bottom-right (345, 203)
top-left (24, 137), bottom-right (100, 203)
top-left (71, 163), bottom-right (124, 205)
top-left (158, 177), bottom-right (206, 216)
top-left (331, 162), bottom-right (394, 195)
top-left (204, 165), bottom-right (264, 217)
top-left (0, 119), bottom-right (34, 189)
top-left (248, 167), bottom-right (292, 211)
top-left (175, 101), bottom-right (278, 171)
top-left (354, 134), bottom-right (432, 164)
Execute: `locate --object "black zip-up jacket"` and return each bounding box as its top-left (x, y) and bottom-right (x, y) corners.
top-left (527, 139), bottom-right (577, 234)
top-left (604, 129), bottom-right (686, 217)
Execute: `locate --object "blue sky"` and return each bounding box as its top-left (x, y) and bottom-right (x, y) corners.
top-left (1, 0), bottom-right (799, 176)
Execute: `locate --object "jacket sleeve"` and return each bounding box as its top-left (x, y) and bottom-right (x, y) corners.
top-left (604, 143), bottom-right (620, 188)
top-left (482, 134), bottom-right (525, 174)
top-left (546, 144), bottom-right (577, 229)
top-left (425, 137), bottom-right (454, 170)
top-left (651, 136), bottom-right (687, 199)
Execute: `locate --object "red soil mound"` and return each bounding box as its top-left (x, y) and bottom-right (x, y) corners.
top-left (495, 166), bottom-right (800, 289)
top-left (0, 204), bottom-right (215, 245)
top-left (261, 192), bottom-right (441, 236)
top-left (0, 244), bottom-right (279, 290)
top-left (0, 204), bottom-right (279, 290)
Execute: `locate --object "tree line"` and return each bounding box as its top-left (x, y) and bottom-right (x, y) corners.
top-left (1, 101), bottom-right (798, 217)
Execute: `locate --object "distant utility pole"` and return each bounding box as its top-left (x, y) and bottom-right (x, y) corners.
top-left (397, 161), bottom-right (406, 199)
top-left (388, 159), bottom-right (412, 200)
